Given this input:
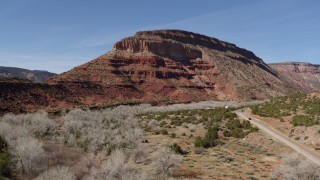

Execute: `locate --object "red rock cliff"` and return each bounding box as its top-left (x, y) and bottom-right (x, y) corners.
top-left (1, 30), bottom-right (302, 114)
top-left (49, 30), bottom-right (296, 102)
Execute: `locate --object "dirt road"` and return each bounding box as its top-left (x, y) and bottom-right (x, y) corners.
top-left (236, 110), bottom-right (320, 166)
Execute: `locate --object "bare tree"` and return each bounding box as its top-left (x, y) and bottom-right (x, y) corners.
top-left (73, 155), bottom-right (97, 179)
top-left (152, 147), bottom-right (182, 176)
top-left (96, 149), bottom-right (146, 180)
top-left (131, 143), bottom-right (147, 163)
top-left (13, 137), bottom-right (44, 174)
top-left (1, 111), bottom-right (56, 136)
top-left (272, 153), bottom-right (320, 180)
top-left (35, 166), bottom-right (75, 180)
top-left (62, 108), bottom-right (144, 154)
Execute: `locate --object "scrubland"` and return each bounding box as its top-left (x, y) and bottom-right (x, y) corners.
top-left (251, 92), bottom-right (320, 150)
top-left (0, 100), bottom-right (319, 179)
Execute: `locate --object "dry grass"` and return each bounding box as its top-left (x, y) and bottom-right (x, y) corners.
top-left (142, 119), bottom-right (289, 179)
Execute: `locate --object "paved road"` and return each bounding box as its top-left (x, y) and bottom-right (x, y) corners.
top-left (236, 111), bottom-right (320, 166)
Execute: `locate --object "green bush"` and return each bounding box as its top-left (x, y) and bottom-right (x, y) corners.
top-left (170, 143), bottom-right (185, 155)
top-left (224, 119), bottom-right (257, 138)
top-left (226, 119), bottom-right (243, 130)
top-left (194, 136), bottom-right (203, 147)
top-left (0, 136), bottom-right (10, 177)
top-left (170, 133), bottom-right (176, 138)
top-left (251, 93), bottom-right (306, 118)
top-left (291, 115), bottom-right (319, 127)
top-left (0, 136), bottom-right (7, 153)
top-left (202, 126), bottom-right (219, 148)
top-left (0, 153), bottom-right (10, 176)
top-left (242, 120), bottom-right (252, 129)
top-left (194, 126), bottom-right (220, 148)
top-left (161, 129), bottom-right (168, 135)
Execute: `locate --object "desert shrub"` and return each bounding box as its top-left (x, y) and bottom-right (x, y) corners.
top-left (224, 128), bottom-right (245, 138)
top-left (0, 152), bottom-right (10, 177)
top-left (0, 136), bottom-right (7, 152)
top-left (272, 153), bottom-right (320, 180)
top-left (152, 147), bottom-right (181, 176)
top-left (140, 107), bottom-right (238, 128)
top-left (72, 155), bottom-right (97, 179)
top-left (159, 121), bottom-right (167, 127)
top-left (0, 136), bottom-right (10, 177)
top-left (303, 97), bottom-right (320, 116)
top-left (251, 93), bottom-right (320, 120)
top-left (35, 166), bottom-right (75, 180)
top-left (96, 149), bottom-right (146, 180)
top-left (242, 120), bottom-right (252, 129)
top-left (170, 143), bottom-right (184, 155)
top-left (194, 126), bottom-right (220, 148)
top-left (224, 119), bottom-right (257, 138)
top-left (161, 129), bottom-right (168, 135)
top-left (202, 126), bottom-right (219, 148)
top-left (291, 115), bottom-right (319, 127)
top-left (131, 143), bottom-right (148, 163)
top-left (148, 119), bottom-right (159, 130)
top-left (194, 136), bottom-right (203, 148)
top-left (226, 119), bottom-right (243, 129)
top-left (194, 147), bottom-right (207, 154)
top-left (170, 133), bottom-right (176, 138)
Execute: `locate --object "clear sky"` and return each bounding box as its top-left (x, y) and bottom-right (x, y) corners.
top-left (0, 0), bottom-right (319, 73)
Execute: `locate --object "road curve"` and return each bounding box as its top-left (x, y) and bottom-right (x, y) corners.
top-left (236, 111), bottom-right (320, 166)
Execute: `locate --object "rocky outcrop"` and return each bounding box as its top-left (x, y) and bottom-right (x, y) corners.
top-left (0, 66), bottom-right (56, 82)
top-left (269, 62), bottom-right (320, 92)
top-left (49, 30), bottom-right (297, 101)
top-left (1, 30), bottom-right (300, 114)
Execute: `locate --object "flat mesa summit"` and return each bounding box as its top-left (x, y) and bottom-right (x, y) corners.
top-left (1, 30), bottom-right (299, 114)
top-left (49, 30), bottom-right (295, 101)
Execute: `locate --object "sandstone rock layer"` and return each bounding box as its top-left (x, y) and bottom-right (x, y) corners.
top-left (269, 62), bottom-right (320, 92)
top-left (49, 30), bottom-right (297, 102)
top-left (1, 30), bottom-right (299, 114)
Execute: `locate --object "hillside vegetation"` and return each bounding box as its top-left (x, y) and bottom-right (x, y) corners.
top-left (138, 108), bottom-right (258, 147)
top-left (252, 92), bottom-right (320, 127)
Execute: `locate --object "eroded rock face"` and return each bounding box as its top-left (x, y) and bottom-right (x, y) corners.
top-left (1, 30), bottom-right (300, 114)
top-left (269, 62), bottom-right (320, 92)
top-left (49, 30), bottom-right (296, 102)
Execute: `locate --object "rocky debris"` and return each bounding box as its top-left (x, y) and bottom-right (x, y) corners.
top-left (269, 62), bottom-right (320, 92)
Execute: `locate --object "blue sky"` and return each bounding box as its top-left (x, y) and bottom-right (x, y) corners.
top-left (0, 0), bottom-right (319, 73)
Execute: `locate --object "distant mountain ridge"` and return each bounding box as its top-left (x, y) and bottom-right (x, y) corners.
top-left (0, 66), bottom-right (56, 83)
top-left (269, 62), bottom-right (320, 92)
